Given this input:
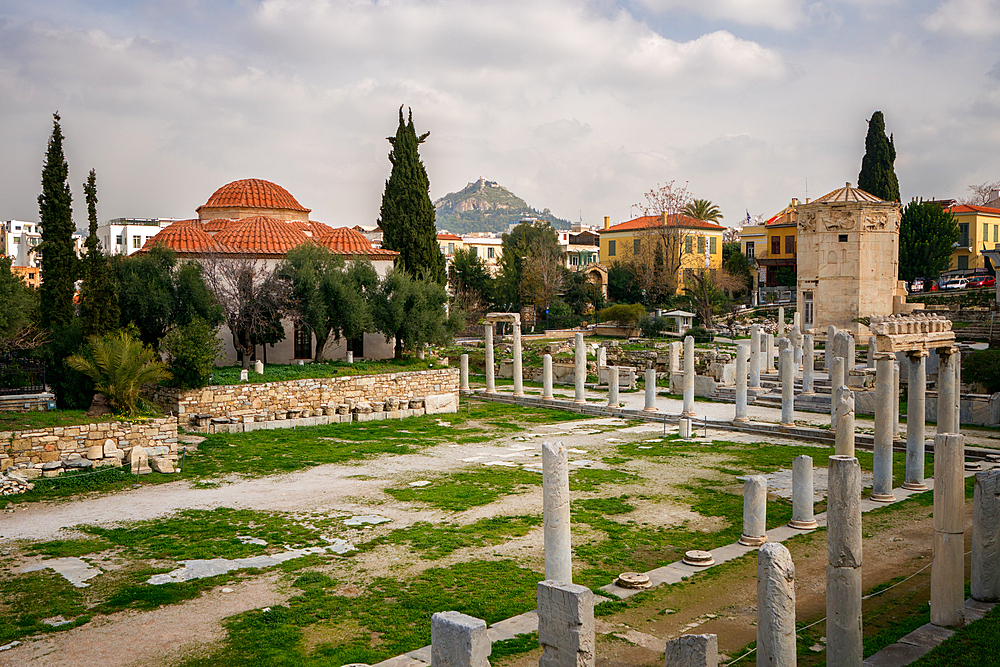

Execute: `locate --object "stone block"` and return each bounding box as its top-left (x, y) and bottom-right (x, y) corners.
top-left (663, 633), bottom-right (717, 667)
top-left (425, 393), bottom-right (458, 414)
top-left (63, 453), bottom-right (93, 469)
top-left (973, 469), bottom-right (1000, 601)
top-left (537, 580), bottom-right (594, 667)
top-left (430, 611), bottom-right (491, 667)
top-left (87, 445), bottom-right (104, 460)
top-left (150, 457), bottom-right (175, 474)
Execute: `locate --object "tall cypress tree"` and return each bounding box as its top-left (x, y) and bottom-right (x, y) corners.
top-left (38, 112), bottom-right (77, 329)
top-left (78, 169), bottom-right (120, 338)
top-left (858, 111), bottom-right (900, 202)
top-left (378, 107), bottom-right (446, 284)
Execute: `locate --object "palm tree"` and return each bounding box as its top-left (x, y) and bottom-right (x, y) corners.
top-left (67, 330), bottom-right (172, 417)
top-left (683, 199), bottom-right (724, 223)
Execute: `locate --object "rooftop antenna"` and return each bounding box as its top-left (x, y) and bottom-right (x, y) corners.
top-left (805, 177), bottom-right (808, 201)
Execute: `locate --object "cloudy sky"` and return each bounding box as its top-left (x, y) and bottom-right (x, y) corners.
top-left (1, 0), bottom-right (998, 230)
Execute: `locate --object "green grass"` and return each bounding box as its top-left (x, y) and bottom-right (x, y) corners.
top-left (0, 409), bottom-right (111, 431)
top-left (360, 515), bottom-right (542, 559)
top-left (179, 560), bottom-right (541, 667)
top-left (386, 467), bottom-right (542, 511)
top-left (0, 569), bottom-right (89, 644)
top-left (569, 468), bottom-right (640, 492)
top-left (208, 357), bottom-right (448, 386)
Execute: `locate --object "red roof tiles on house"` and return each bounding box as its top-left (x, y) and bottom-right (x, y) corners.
top-left (141, 223), bottom-right (233, 254)
top-left (317, 227), bottom-right (399, 258)
top-left (602, 214), bottom-right (726, 233)
top-left (198, 179), bottom-right (310, 213)
top-left (202, 218), bottom-right (235, 233)
top-left (213, 215), bottom-right (310, 254)
top-left (945, 204), bottom-right (1000, 215)
top-left (437, 233), bottom-right (462, 241)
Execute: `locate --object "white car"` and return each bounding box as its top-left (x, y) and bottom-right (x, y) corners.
top-left (941, 277), bottom-right (969, 290)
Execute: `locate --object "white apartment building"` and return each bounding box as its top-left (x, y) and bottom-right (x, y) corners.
top-left (1, 220), bottom-right (42, 267)
top-left (98, 218), bottom-right (179, 256)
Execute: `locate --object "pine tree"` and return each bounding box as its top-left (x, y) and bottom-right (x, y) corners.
top-left (898, 199), bottom-right (960, 282)
top-left (78, 169), bottom-right (120, 338)
top-left (858, 111), bottom-right (900, 202)
top-left (38, 112), bottom-right (77, 329)
top-left (378, 107), bottom-right (446, 284)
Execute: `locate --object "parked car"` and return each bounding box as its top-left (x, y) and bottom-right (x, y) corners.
top-left (941, 277), bottom-right (970, 290)
top-left (967, 275), bottom-right (996, 288)
top-left (909, 278), bottom-right (925, 292)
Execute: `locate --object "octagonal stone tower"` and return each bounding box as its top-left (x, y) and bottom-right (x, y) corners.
top-left (796, 183), bottom-right (902, 337)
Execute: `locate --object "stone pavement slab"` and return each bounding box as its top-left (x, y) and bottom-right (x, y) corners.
top-left (863, 642), bottom-right (933, 667)
top-left (487, 611), bottom-right (538, 642)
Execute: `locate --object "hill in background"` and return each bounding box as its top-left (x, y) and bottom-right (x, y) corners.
top-left (433, 178), bottom-right (572, 234)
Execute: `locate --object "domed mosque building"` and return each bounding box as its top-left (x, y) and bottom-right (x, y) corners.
top-left (142, 178), bottom-right (398, 364)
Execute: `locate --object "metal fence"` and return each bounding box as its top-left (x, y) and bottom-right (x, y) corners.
top-left (0, 360), bottom-right (47, 396)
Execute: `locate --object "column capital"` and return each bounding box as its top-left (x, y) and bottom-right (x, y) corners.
top-left (873, 352), bottom-right (895, 361)
top-left (906, 349), bottom-right (930, 359)
top-left (936, 345), bottom-right (959, 356)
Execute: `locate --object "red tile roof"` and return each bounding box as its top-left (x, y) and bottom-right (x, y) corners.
top-left (946, 204), bottom-right (1000, 215)
top-left (197, 179), bottom-right (310, 213)
top-left (602, 214), bottom-right (726, 233)
top-left (437, 233), bottom-right (462, 241)
top-left (213, 215), bottom-right (310, 254)
top-left (317, 227), bottom-right (398, 258)
top-left (202, 218), bottom-right (235, 233)
top-left (141, 223), bottom-right (233, 254)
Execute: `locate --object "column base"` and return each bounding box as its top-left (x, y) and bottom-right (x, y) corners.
top-left (642, 406), bottom-right (658, 412)
top-left (573, 400), bottom-right (588, 405)
top-left (902, 480), bottom-right (928, 491)
top-left (485, 390), bottom-right (497, 395)
top-left (870, 492), bottom-right (896, 503)
top-left (732, 417), bottom-right (749, 423)
top-left (801, 391), bottom-right (815, 396)
top-left (738, 534), bottom-right (767, 547)
top-left (682, 411), bottom-right (697, 418)
top-left (513, 392), bottom-right (525, 397)
top-left (789, 519), bottom-right (818, 530)
top-left (542, 395), bottom-right (554, 401)
top-left (781, 422), bottom-right (795, 428)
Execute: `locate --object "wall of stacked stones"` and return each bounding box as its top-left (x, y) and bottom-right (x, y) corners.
top-left (149, 368), bottom-right (459, 422)
top-left (1, 418), bottom-right (177, 474)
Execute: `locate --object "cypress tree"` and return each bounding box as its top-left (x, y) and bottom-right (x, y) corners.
top-left (78, 169), bottom-right (120, 338)
top-left (38, 112), bottom-right (77, 329)
top-left (378, 107), bottom-right (446, 284)
top-left (858, 111), bottom-right (900, 202)
top-left (898, 199), bottom-right (960, 282)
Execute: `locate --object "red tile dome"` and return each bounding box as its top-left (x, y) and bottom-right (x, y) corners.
top-left (316, 227), bottom-right (374, 253)
top-left (141, 222), bottom-right (232, 254)
top-left (197, 179), bottom-right (310, 214)
top-left (213, 215), bottom-right (310, 254)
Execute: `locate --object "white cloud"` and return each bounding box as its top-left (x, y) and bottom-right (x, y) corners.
top-left (638, 0), bottom-right (810, 30)
top-left (924, 0), bottom-right (1000, 37)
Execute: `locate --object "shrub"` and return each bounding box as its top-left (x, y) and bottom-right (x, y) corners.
top-left (163, 317), bottom-right (225, 389)
top-left (686, 326), bottom-right (712, 343)
top-left (964, 349), bottom-right (1000, 394)
top-left (596, 303), bottom-right (647, 328)
top-left (66, 330), bottom-right (172, 416)
top-left (638, 315), bottom-right (669, 338)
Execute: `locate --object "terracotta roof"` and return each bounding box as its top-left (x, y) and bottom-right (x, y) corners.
top-left (197, 179), bottom-right (310, 214)
top-left (317, 227), bottom-right (399, 258)
top-left (307, 220), bottom-right (336, 237)
top-left (602, 214), bottom-right (726, 234)
top-left (945, 204), bottom-right (1000, 215)
top-left (437, 233), bottom-right (462, 241)
top-left (202, 218), bottom-right (235, 233)
top-left (213, 215), bottom-right (310, 254)
top-left (811, 183), bottom-right (884, 204)
top-left (141, 223), bottom-right (233, 254)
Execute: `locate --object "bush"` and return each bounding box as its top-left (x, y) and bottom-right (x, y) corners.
top-left (163, 318), bottom-right (225, 390)
top-left (596, 303), bottom-right (646, 328)
top-left (964, 349), bottom-right (1000, 394)
top-left (66, 330), bottom-right (172, 416)
top-left (686, 326), bottom-right (712, 343)
top-left (638, 315), bottom-right (669, 338)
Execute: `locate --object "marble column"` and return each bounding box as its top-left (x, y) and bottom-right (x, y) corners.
top-left (669, 341), bottom-right (682, 373)
top-left (777, 306), bottom-right (785, 336)
top-left (830, 357), bottom-right (845, 432)
top-left (937, 346), bottom-right (958, 435)
top-left (542, 354), bottom-right (554, 400)
top-left (931, 433), bottom-right (966, 628)
top-left (608, 366), bottom-right (619, 407)
top-left (484, 323), bottom-right (496, 394)
top-left (757, 542), bottom-right (797, 667)
top-left (834, 385), bottom-right (855, 457)
top-left (766, 333), bottom-right (776, 373)
top-left (956, 351), bottom-right (962, 432)
top-left (683, 335), bottom-right (696, 417)
top-left (802, 335), bottom-right (815, 395)
top-left (735, 342), bottom-right (749, 423)
top-left (827, 455), bottom-right (863, 667)
top-left (750, 325), bottom-right (762, 389)
top-left (866, 336), bottom-right (876, 368)
top-left (972, 468), bottom-right (1000, 602)
top-left (542, 441), bottom-right (572, 584)
top-left (872, 354), bottom-right (895, 502)
top-left (644, 368), bottom-right (657, 412)
top-left (847, 334), bottom-right (856, 371)
top-left (573, 332), bottom-right (586, 405)
top-left (790, 325), bottom-right (803, 375)
top-left (779, 338), bottom-right (795, 427)
top-left (460, 354), bottom-right (469, 391)
top-left (596, 345), bottom-right (606, 370)
top-left (790, 454), bottom-right (818, 529)
top-left (431, 611), bottom-right (491, 667)
top-left (739, 475), bottom-right (768, 547)
top-left (893, 361), bottom-right (901, 438)
top-left (903, 351), bottom-right (928, 491)
top-left (825, 325), bottom-right (838, 370)
top-left (793, 311), bottom-right (800, 329)
top-left (512, 321), bottom-right (524, 397)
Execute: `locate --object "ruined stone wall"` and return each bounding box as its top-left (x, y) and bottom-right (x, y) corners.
top-left (1, 418), bottom-right (178, 473)
top-left (149, 368), bottom-right (460, 419)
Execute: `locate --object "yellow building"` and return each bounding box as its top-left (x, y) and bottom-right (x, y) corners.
top-left (945, 204), bottom-right (1000, 273)
top-left (599, 213), bottom-right (726, 293)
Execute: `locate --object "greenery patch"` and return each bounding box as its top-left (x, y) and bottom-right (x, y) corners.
top-left (386, 467), bottom-right (542, 512)
top-left (361, 515), bottom-right (542, 559)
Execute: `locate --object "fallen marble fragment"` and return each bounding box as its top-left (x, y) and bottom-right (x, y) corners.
top-left (22, 557), bottom-right (102, 588)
